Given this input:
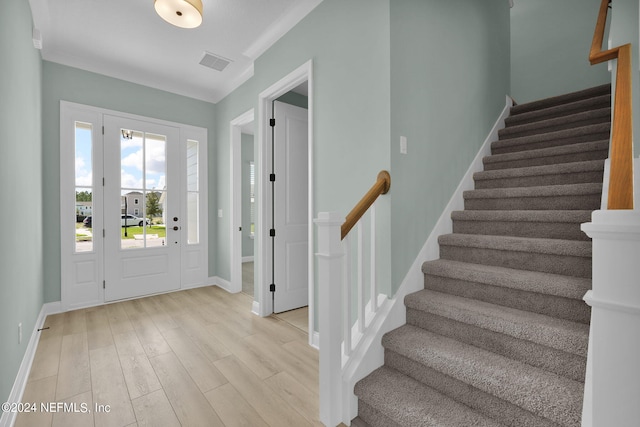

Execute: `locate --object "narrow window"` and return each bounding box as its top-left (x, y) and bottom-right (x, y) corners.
top-left (250, 161), bottom-right (255, 236)
top-left (75, 122), bottom-right (93, 252)
top-left (186, 139), bottom-right (199, 244)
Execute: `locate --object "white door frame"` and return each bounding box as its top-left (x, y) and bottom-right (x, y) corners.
top-left (230, 109), bottom-right (255, 300)
top-left (255, 60), bottom-right (315, 343)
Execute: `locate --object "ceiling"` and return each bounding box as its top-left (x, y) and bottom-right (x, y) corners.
top-left (28, 0), bottom-right (323, 103)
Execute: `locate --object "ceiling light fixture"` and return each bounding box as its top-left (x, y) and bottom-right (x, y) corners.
top-left (154, 0), bottom-right (203, 29)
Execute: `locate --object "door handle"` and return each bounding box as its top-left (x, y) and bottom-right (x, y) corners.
top-left (173, 226), bottom-right (179, 231)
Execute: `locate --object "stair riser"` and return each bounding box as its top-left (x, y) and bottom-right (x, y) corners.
top-left (357, 401), bottom-right (401, 427)
top-left (439, 245), bottom-right (591, 278)
top-left (483, 148), bottom-right (609, 171)
top-left (350, 416), bottom-right (371, 427)
top-left (464, 194), bottom-right (601, 211)
top-left (452, 219), bottom-right (591, 241)
top-left (384, 351), bottom-right (561, 427)
top-left (422, 273), bottom-right (591, 324)
top-left (474, 170), bottom-right (604, 189)
top-left (500, 114), bottom-right (611, 140)
top-left (492, 130), bottom-right (610, 155)
top-left (406, 309), bottom-right (586, 382)
top-left (505, 96), bottom-right (611, 127)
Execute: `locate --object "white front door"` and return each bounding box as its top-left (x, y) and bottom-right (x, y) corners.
top-left (103, 116), bottom-right (181, 301)
top-left (60, 102), bottom-right (208, 310)
top-left (272, 101), bottom-right (309, 313)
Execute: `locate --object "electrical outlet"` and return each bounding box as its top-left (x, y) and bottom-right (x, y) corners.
top-left (218, 209), bottom-right (223, 218)
top-left (18, 323), bottom-right (22, 344)
top-left (400, 136), bottom-right (408, 154)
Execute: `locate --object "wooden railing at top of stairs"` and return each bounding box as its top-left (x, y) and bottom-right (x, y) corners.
top-left (590, 0), bottom-right (634, 209)
top-left (341, 170), bottom-right (391, 240)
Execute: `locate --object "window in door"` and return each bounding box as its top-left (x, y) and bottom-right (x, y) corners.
top-left (75, 122), bottom-right (93, 253)
top-left (186, 139), bottom-right (199, 244)
top-left (119, 129), bottom-right (167, 249)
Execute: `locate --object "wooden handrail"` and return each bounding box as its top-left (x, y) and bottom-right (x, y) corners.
top-left (590, 0), bottom-right (634, 209)
top-left (341, 170), bottom-right (390, 240)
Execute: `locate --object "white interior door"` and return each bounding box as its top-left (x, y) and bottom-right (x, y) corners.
top-left (272, 101), bottom-right (309, 313)
top-left (103, 115), bottom-right (181, 301)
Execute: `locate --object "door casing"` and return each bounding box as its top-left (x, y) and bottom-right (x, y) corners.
top-left (254, 60), bottom-right (315, 346)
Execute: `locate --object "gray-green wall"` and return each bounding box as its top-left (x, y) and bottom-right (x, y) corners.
top-left (213, 0), bottom-right (393, 293)
top-left (390, 0), bottom-right (511, 292)
top-left (511, 0), bottom-right (611, 103)
top-left (0, 0), bottom-right (44, 403)
top-left (42, 62), bottom-right (216, 302)
top-left (241, 133), bottom-right (255, 258)
top-left (610, 0), bottom-right (640, 154)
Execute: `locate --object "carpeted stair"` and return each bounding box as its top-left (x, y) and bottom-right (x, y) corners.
top-left (353, 84), bottom-right (611, 427)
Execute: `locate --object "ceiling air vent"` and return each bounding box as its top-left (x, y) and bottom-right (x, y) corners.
top-left (199, 52), bottom-right (232, 72)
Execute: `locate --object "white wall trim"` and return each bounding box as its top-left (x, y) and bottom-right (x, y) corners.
top-left (242, 256), bottom-right (255, 263)
top-left (211, 276), bottom-right (235, 293)
top-left (311, 331), bottom-right (320, 349)
top-left (0, 304), bottom-right (51, 427)
top-left (251, 300), bottom-right (260, 316)
top-left (340, 96), bottom-right (512, 421)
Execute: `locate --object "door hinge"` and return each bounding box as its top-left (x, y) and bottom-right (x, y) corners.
top-left (102, 126), bottom-right (104, 135)
top-left (103, 280), bottom-right (106, 289)
top-left (103, 229), bottom-right (105, 238)
top-left (270, 118), bottom-right (276, 127)
top-left (270, 229), bottom-right (276, 237)
top-left (269, 173), bottom-right (276, 182)
top-left (270, 283), bottom-right (276, 292)
top-left (102, 177), bottom-right (105, 186)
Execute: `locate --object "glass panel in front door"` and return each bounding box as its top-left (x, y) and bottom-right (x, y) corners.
top-left (119, 129), bottom-right (167, 249)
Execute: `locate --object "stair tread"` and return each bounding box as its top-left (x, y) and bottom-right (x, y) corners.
top-left (355, 366), bottom-right (504, 427)
top-left (483, 140), bottom-right (609, 167)
top-left (421, 258), bottom-right (591, 300)
top-left (505, 94), bottom-right (611, 127)
top-left (499, 107), bottom-right (611, 138)
top-left (382, 325), bottom-right (583, 426)
top-left (405, 289), bottom-right (588, 356)
top-left (451, 209), bottom-right (592, 223)
top-left (438, 233), bottom-right (591, 257)
top-left (491, 123), bottom-right (610, 152)
top-left (510, 84), bottom-right (611, 115)
top-left (474, 159), bottom-right (605, 181)
top-left (464, 182), bottom-right (602, 199)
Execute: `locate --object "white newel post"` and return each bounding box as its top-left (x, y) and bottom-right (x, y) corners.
top-left (581, 210), bottom-right (640, 426)
top-left (315, 212), bottom-right (345, 427)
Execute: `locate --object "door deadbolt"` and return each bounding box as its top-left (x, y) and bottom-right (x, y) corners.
top-left (173, 217), bottom-right (178, 222)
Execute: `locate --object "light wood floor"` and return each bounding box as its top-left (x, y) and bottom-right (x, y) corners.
top-left (16, 286), bottom-right (320, 427)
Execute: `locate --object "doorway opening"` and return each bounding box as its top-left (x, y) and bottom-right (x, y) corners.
top-left (258, 61), bottom-right (314, 344)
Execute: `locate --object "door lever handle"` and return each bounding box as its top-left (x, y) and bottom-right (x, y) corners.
top-left (173, 226), bottom-right (179, 231)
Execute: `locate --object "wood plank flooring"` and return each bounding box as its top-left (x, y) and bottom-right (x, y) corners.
top-left (15, 286), bottom-right (319, 427)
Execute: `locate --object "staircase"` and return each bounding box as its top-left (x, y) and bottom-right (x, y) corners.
top-left (353, 84), bottom-right (611, 427)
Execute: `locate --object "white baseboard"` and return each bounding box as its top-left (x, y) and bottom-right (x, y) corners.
top-left (0, 303), bottom-right (52, 427)
top-left (340, 96), bottom-right (512, 422)
top-left (242, 256), bottom-right (254, 263)
top-left (311, 331), bottom-right (320, 349)
top-left (251, 300), bottom-right (260, 316)
top-left (211, 276), bottom-right (239, 293)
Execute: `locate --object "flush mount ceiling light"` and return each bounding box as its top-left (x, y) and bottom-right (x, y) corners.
top-left (155, 0), bottom-right (203, 29)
